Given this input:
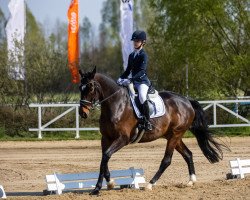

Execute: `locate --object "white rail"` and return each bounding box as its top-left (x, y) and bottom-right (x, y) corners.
top-left (199, 100), bottom-right (250, 128)
top-left (29, 103), bottom-right (99, 139)
top-left (29, 99), bottom-right (249, 139)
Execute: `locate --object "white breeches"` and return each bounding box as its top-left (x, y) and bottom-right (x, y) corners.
top-left (136, 84), bottom-right (149, 104)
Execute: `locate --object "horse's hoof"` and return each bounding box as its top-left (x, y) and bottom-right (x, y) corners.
top-left (187, 181), bottom-right (194, 186)
top-left (89, 189), bottom-right (100, 196)
top-left (187, 174), bottom-right (196, 186)
top-left (145, 183), bottom-right (153, 190)
top-left (107, 179), bottom-right (115, 190)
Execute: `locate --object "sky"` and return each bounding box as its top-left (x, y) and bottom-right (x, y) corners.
top-left (0, 0), bottom-right (105, 32)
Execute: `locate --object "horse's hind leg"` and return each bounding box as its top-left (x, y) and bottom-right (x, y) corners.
top-left (147, 137), bottom-right (176, 190)
top-left (175, 139), bottom-right (197, 186)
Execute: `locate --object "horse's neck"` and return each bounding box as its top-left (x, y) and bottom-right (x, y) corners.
top-left (95, 73), bottom-right (121, 100)
top-left (95, 74), bottom-right (128, 120)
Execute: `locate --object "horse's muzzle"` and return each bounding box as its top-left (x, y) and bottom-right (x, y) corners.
top-left (79, 106), bottom-right (90, 119)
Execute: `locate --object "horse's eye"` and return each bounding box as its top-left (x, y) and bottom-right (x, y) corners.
top-left (90, 85), bottom-right (95, 93)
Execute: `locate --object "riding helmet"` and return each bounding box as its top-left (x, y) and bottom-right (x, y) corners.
top-left (131, 30), bottom-right (146, 41)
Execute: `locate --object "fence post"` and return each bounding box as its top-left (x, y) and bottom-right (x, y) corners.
top-left (54, 173), bottom-right (63, 195)
top-left (236, 158), bottom-right (244, 179)
top-left (213, 102), bottom-right (217, 126)
top-left (75, 105), bottom-right (80, 139)
top-left (38, 106), bottom-right (42, 139)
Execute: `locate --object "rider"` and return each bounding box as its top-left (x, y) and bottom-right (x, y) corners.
top-left (117, 30), bottom-right (153, 131)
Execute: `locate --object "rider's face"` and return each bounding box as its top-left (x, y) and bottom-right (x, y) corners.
top-left (133, 40), bottom-right (143, 49)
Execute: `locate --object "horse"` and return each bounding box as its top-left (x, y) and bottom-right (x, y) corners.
top-left (78, 67), bottom-right (225, 195)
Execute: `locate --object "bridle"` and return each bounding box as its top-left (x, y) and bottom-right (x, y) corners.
top-left (79, 81), bottom-right (100, 110)
top-left (79, 80), bottom-right (122, 111)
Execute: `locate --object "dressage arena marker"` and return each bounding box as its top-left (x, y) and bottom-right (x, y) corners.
top-left (0, 185), bottom-right (6, 199)
top-left (228, 158), bottom-right (250, 179)
top-left (45, 167), bottom-right (146, 195)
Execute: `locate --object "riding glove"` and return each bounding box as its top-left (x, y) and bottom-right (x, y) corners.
top-left (117, 78), bottom-right (123, 85)
top-left (117, 78), bottom-right (131, 86)
top-left (121, 79), bottom-right (131, 86)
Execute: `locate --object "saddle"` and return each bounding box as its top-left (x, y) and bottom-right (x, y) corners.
top-left (128, 83), bottom-right (158, 98)
top-left (127, 83), bottom-right (165, 119)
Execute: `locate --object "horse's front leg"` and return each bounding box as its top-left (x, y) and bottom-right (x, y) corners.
top-left (90, 135), bottom-right (129, 195)
top-left (90, 152), bottom-right (110, 195)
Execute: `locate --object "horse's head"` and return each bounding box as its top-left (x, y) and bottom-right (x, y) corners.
top-left (78, 66), bottom-right (100, 118)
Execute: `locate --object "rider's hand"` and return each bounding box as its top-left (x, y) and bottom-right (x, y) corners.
top-left (121, 79), bottom-right (131, 86)
top-left (117, 78), bottom-right (123, 85)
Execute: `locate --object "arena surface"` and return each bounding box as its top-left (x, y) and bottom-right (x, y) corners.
top-left (0, 137), bottom-right (249, 200)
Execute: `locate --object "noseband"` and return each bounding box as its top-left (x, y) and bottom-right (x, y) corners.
top-left (79, 81), bottom-right (100, 110)
top-left (80, 99), bottom-right (95, 108)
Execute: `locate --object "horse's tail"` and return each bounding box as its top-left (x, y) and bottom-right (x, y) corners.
top-left (189, 99), bottom-right (224, 163)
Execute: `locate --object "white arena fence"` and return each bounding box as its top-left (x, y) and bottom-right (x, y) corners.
top-left (29, 99), bottom-right (250, 139)
top-left (199, 99), bottom-right (250, 128)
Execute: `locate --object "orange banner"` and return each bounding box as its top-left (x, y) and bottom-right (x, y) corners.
top-left (67, 0), bottom-right (80, 83)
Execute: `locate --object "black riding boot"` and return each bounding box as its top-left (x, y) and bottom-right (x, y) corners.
top-left (142, 101), bottom-right (153, 131)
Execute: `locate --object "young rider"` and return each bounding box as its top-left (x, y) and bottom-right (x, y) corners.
top-left (117, 30), bottom-right (152, 131)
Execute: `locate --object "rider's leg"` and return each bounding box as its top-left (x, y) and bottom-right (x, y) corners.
top-left (137, 84), bottom-right (152, 131)
top-left (142, 100), bottom-right (152, 130)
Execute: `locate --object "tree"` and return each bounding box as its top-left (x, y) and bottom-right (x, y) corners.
top-left (148, 0), bottom-right (250, 98)
top-left (0, 8), bottom-right (6, 42)
top-left (203, 0), bottom-right (250, 97)
top-left (80, 16), bottom-right (99, 69)
top-left (81, 17), bottom-right (94, 52)
top-left (95, 0), bottom-right (122, 78)
top-left (24, 7), bottom-right (72, 102)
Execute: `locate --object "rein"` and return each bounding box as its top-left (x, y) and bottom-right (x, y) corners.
top-left (80, 79), bottom-right (162, 134)
top-left (98, 88), bottom-right (122, 105)
top-left (80, 80), bottom-right (122, 109)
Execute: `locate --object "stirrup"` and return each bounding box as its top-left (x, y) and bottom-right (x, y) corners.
top-left (145, 121), bottom-right (153, 131)
top-left (138, 121), bottom-right (145, 130)
top-left (140, 117), bottom-right (153, 131)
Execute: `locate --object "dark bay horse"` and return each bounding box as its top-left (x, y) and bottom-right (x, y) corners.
top-left (78, 67), bottom-right (224, 195)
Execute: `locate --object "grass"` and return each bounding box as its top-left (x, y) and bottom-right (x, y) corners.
top-left (40, 131), bottom-right (102, 140)
top-left (0, 130), bottom-right (101, 141)
top-left (214, 127), bottom-right (250, 137)
top-left (0, 127), bottom-right (249, 141)
top-left (184, 127), bottom-right (250, 138)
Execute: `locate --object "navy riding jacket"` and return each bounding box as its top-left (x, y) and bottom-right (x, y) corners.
top-left (120, 49), bottom-right (151, 87)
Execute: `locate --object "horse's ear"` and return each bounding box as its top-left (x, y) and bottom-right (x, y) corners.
top-left (92, 66), bottom-right (96, 75)
top-left (79, 69), bottom-right (84, 78)
top-left (90, 66), bottom-right (96, 79)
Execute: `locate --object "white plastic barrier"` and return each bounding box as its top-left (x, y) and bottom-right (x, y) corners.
top-left (0, 185), bottom-right (6, 199)
top-left (45, 167), bottom-right (146, 195)
top-left (229, 158), bottom-right (250, 179)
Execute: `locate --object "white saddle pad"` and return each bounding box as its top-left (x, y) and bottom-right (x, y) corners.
top-left (128, 89), bottom-right (166, 119)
